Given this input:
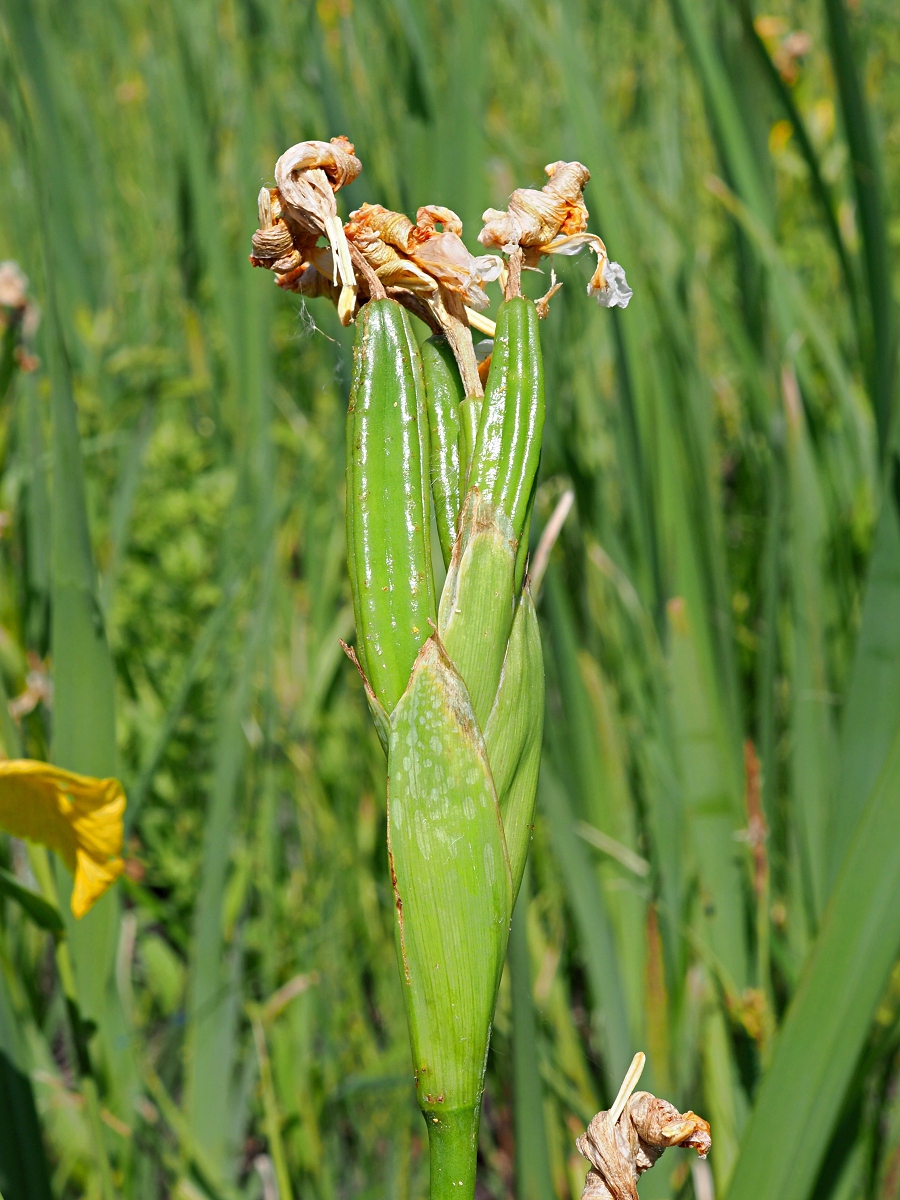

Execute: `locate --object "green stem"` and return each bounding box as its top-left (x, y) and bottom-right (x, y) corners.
top-left (426, 1106), bottom-right (480, 1200)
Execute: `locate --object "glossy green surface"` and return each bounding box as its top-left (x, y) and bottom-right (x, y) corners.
top-left (470, 298), bottom-right (544, 542)
top-left (422, 336), bottom-right (464, 568)
top-left (346, 299), bottom-right (436, 712)
top-left (387, 638), bottom-right (511, 1113)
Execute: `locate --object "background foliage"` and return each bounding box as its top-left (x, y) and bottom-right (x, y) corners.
top-left (1, 0), bottom-right (899, 1197)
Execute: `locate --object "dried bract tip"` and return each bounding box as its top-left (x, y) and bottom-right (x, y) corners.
top-left (535, 270), bottom-right (563, 319)
top-left (478, 160), bottom-right (632, 309)
top-left (576, 1090), bottom-right (711, 1200)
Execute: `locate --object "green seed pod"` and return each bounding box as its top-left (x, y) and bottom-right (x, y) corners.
top-left (422, 336), bottom-right (464, 568)
top-left (469, 297), bottom-right (544, 541)
top-left (458, 394), bottom-right (481, 486)
top-left (484, 588), bottom-right (544, 901)
top-left (346, 298), bottom-right (436, 712)
top-left (388, 637), bottom-right (512, 1199)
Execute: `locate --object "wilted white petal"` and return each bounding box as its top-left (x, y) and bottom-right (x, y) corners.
top-left (592, 261), bottom-right (632, 309)
top-left (544, 232), bottom-right (606, 258)
top-left (472, 254), bottom-right (503, 283)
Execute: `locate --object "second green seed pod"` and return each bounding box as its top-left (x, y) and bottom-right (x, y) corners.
top-left (422, 335), bottom-right (464, 568)
top-left (469, 296), bottom-right (544, 542)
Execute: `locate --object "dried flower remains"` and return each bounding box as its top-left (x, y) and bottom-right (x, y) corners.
top-left (576, 1053), bottom-right (711, 1200)
top-left (479, 160), bottom-right (632, 308)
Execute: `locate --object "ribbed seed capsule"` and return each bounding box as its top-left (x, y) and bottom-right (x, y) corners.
top-left (422, 336), bottom-right (464, 568)
top-left (469, 296), bottom-right (544, 542)
top-left (346, 299), bottom-right (436, 712)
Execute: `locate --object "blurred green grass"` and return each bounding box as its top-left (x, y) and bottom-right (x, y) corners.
top-left (0, 0), bottom-right (899, 1197)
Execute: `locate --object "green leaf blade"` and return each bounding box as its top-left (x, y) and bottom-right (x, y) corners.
top-left (726, 725), bottom-right (900, 1200)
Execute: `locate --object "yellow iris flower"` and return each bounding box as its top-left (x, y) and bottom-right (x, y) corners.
top-left (0, 760), bottom-right (126, 918)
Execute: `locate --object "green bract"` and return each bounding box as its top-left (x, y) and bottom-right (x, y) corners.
top-left (388, 638), bottom-right (512, 1193)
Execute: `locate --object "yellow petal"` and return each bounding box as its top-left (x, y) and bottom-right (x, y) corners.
top-left (72, 847), bottom-right (124, 920)
top-left (0, 760), bottom-right (126, 918)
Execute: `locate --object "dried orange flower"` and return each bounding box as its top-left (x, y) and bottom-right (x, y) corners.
top-left (345, 202), bottom-right (501, 310)
top-left (479, 161), bottom-right (632, 309)
top-left (251, 188), bottom-right (310, 275)
top-left (407, 205), bottom-right (502, 310)
top-left (251, 188), bottom-right (340, 301)
top-left (479, 161), bottom-right (591, 254)
top-left (273, 136), bottom-right (361, 232)
top-left (344, 203), bottom-right (435, 293)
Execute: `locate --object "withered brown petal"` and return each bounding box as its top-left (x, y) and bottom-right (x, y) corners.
top-left (275, 137), bottom-right (361, 192)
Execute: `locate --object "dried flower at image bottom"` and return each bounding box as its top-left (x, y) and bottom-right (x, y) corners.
top-left (576, 1090), bottom-right (711, 1200)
